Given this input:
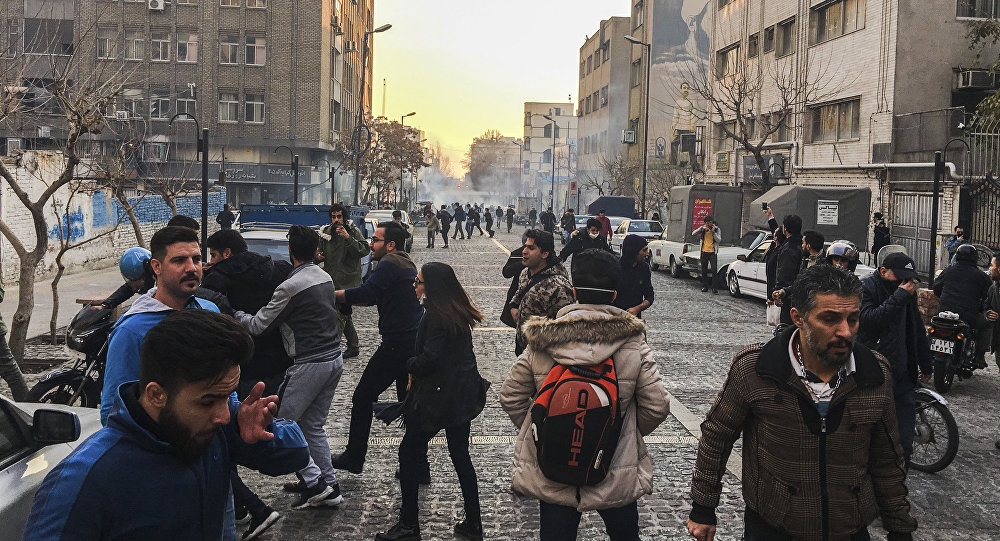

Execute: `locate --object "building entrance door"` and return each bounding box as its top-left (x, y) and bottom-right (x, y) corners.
top-left (890, 191), bottom-right (936, 277)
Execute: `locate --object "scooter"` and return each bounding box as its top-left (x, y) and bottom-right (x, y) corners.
top-left (910, 386), bottom-right (959, 473)
top-left (25, 303), bottom-right (112, 408)
top-left (927, 311), bottom-right (979, 393)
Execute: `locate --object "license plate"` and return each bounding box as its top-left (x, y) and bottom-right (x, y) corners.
top-left (930, 338), bottom-right (954, 355)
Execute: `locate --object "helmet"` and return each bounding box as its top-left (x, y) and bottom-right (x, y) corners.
top-left (955, 244), bottom-right (978, 264)
top-left (119, 247), bottom-right (151, 282)
top-left (826, 240), bottom-right (859, 271)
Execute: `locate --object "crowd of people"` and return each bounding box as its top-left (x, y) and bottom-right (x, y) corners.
top-left (9, 197), bottom-right (1000, 541)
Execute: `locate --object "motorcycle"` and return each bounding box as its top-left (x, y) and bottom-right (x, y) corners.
top-left (909, 386), bottom-right (959, 473)
top-left (25, 303), bottom-right (112, 408)
top-left (927, 312), bottom-right (979, 393)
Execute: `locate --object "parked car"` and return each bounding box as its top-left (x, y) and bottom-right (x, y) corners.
top-left (649, 229), bottom-right (769, 280)
top-left (610, 219), bottom-right (664, 253)
top-left (365, 210), bottom-right (414, 252)
top-left (680, 230), bottom-right (771, 285)
top-left (0, 396), bottom-right (101, 541)
top-left (243, 226), bottom-right (373, 280)
top-left (726, 240), bottom-right (875, 300)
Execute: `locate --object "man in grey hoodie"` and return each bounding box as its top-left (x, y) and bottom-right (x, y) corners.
top-left (233, 225), bottom-right (344, 509)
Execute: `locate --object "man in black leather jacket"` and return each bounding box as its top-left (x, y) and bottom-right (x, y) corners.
top-left (772, 214), bottom-right (803, 332)
top-left (933, 244), bottom-right (992, 367)
top-left (859, 252), bottom-right (933, 462)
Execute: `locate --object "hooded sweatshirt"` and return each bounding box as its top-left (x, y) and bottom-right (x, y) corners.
top-left (100, 290), bottom-right (219, 425)
top-left (614, 234), bottom-right (654, 313)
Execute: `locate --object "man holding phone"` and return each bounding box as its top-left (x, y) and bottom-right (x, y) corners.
top-left (946, 225), bottom-right (968, 263)
top-left (318, 203), bottom-right (370, 360)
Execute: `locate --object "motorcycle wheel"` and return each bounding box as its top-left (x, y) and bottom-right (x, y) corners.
top-left (26, 373), bottom-right (100, 408)
top-left (933, 359), bottom-right (954, 393)
top-left (909, 393), bottom-right (959, 473)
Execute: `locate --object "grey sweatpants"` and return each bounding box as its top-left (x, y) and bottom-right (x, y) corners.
top-left (278, 357), bottom-right (343, 487)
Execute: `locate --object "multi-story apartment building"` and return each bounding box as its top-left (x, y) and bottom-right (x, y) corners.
top-left (0, 0), bottom-right (376, 206)
top-left (704, 0), bottom-right (1000, 273)
top-left (577, 16), bottom-right (632, 202)
top-left (522, 101), bottom-right (577, 211)
top-left (465, 134), bottom-right (521, 205)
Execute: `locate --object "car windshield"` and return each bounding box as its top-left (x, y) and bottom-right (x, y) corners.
top-left (608, 217), bottom-right (626, 229)
top-left (575, 215), bottom-right (593, 226)
top-left (740, 231), bottom-right (766, 250)
top-left (245, 238), bottom-right (290, 262)
top-left (629, 221), bottom-right (663, 233)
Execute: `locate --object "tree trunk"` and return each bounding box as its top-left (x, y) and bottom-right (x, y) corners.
top-left (8, 253), bottom-right (39, 364)
top-left (49, 255), bottom-right (66, 345)
top-left (116, 191), bottom-right (145, 248)
top-left (165, 197), bottom-right (178, 216)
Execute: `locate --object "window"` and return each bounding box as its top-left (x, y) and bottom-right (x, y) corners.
top-left (3, 19), bottom-right (20, 57)
top-left (247, 0), bottom-right (267, 7)
top-left (812, 0), bottom-right (864, 44)
top-left (602, 41), bottom-right (610, 61)
top-left (97, 27), bottom-right (117, 59)
top-left (177, 32), bottom-right (198, 62)
top-left (0, 407), bottom-right (28, 464)
top-left (542, 149), bottom-right (552, 164)
top-left (776, 18), bottom-right (796, 57)
top-left (144, 142), bottom-right (167, 163)
top-left (151, 32), bottom-right (170, 62)
top-left (524, 136), bottom-right (531, 150)
top-left (594, 50), bottom-right (601, 68)
top-left (957, 0), bottom-right (999, 17)
top-left (585, 96), bottom-right (591, 114)
top-left (587, 55), bottom-right (592, 73)
top-left (124, 29), bottom-right (144, 60)
top-left (543, 124), bottom-right (552, 138)
top-left (221, 0), bottom-right (240, 6)
top-left (747, 33), bottom-right (759, 58)
top-left (632, 1), bottom-right (644, 28)
top-left (580, 60), bottom-right (585, 78)
top-left (631, 59), bottom-right (642, 87)
top-left (24, 18), bottom-right (73, 55)
top-left (716, 43), bottom-right (739, 77)
top-left (763, 26), bottom-right (775, 53)
top-left (220, 34), bottom-right (239, 64)
top-left (811, 99), bottom-right (860, 142)
top-left (554, 107), bottom-right (561, 115)
top-left (150, 90), bottom-right (170, 119)
top-left (177, 85), bottom-right (196, 116)
top-left (716, 120), bottom-right (735, 152)
top-left (245, 92), bottom-right (265, 123)
top-left (219, 92), bottom-right (238, 122)
top-left (122, 88), bottom-right (145, 117)
top-left (246, 36), bottom-right (265, 65)
top-left (524, 111), bottom-right (532, 126)
top-left (719, 0), bottom-right (735, 6)
top-left (601, 86), bottom-right (608, 107)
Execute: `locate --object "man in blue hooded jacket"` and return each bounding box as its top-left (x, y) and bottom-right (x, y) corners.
top-left (101, 226), bottom-right (220, 425)
top-left (23, 309), bottom-right (309, 541)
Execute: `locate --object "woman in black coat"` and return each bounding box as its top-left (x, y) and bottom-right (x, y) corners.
top-left (377, 262), bottom-right (487, 541)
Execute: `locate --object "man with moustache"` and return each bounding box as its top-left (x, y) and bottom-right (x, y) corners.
top-left (688, 265), bottom-right (917, 541)
top-left (23, 310), bottom-right (309, 541)
top-left (509, 230), bottom-right (573, 356)
top-left (101, 226), bottom-right (220, 426)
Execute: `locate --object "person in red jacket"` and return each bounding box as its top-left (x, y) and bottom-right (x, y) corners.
top-left (596, 209), bottom-right (613, 242)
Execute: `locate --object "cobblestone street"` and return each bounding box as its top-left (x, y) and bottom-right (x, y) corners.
top-left (10, 228), bottom-right (1000, 540)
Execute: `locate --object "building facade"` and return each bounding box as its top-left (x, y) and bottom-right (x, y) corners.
top-left (0, 0), bottom-right (376, 207)
top-left (522, 101), bottom-right (577, 211)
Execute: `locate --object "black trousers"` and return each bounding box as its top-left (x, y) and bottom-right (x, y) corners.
top-left (700, 252), bottom-right (718, 289)
top-left (440, 224), bottom-right (450, 245)
top-left (399, 421), bottom-right (480, 526)
top-left (538, 500), bottom-right (639, 541)
top-left (895, 387), bottom-right (917, 464)
top-left (507, 218), bottom-right (513, 232)
top-left (344, 336), bottom-right (415, 462)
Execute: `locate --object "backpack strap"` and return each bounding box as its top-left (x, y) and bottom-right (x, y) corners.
top-left (511, 272), bottom-right (556, 307)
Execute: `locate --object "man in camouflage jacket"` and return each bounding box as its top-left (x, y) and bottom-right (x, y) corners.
top-left (508, 230), bottom-right (573, 355)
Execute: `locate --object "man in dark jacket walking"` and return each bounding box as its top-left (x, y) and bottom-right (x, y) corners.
top-left (452, 203), bottom-right (467, 240)
top-left (437, 205), bottom-right (452, 247)
top-left (559, 208), bottom-right (575, 244)
top-left (216, 204), bottom-right (237, 230)
top-left (689, 265), bottom-right (917, 541)
top-left (539, 207), bottom-right (557, 233)
top-left (483, 206), bottom-right (495, 237)
top-left (613, 234), bottom-right (654, 317)
top-left (559, 218), bottom-right (613, 261)
top-left (506, 207), bottom-right (515, 233)
top-left (332, 222), bottom-right (425, 474)
top-left (933, 243), bottom-right (992, 367)
top-left (859, 252), bottom-right (933, 462)
top-left (772, 214), bottom-right (803, 332)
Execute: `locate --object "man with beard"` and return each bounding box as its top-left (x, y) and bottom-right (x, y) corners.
top-left (860, 252), bottom-right (933, 463)
top-left (331, 222), bottom-right (425, 476)
top-left (23, 310), bottom-right (309, 541)
top-left (101, 226), bottom-right (220, 426)
top-left (688, 265), bottom-right (917, 541)
top-left (318, 203), bottom-right (369, 359)
top-left (509, 230), bottom-right (574, 355)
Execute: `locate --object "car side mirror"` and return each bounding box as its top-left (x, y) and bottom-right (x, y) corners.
top-left (737, 255), bottom-right (747, 262)
top-left (32, 409), bottom-right (81, 445)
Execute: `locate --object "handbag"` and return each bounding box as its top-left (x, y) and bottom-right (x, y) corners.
top-left (766, 302), bottom-right (781, 326)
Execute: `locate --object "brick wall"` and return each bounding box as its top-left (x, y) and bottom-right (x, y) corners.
top-left (0, 152), bottom-right (225, 283)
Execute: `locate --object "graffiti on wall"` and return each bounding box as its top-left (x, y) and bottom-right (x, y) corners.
top-left (48, 206), bottom-right (86, 242)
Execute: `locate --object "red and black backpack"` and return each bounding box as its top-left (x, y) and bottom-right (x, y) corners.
top-left (529, 358), bottom-right (622, 486)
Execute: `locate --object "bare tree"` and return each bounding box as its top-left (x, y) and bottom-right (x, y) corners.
top-left (0, 7), bottom-right (143, 359)
top-left (579, 152), bottom-right (641, 196)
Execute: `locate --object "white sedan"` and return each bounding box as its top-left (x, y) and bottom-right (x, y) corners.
top-left (726, 240), bottom-right (875, 300)
top-left (610, 219), bottom-right (664, 253)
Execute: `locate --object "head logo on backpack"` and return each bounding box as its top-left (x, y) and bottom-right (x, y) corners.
top-left (529, 358), bottom-right (622, 486)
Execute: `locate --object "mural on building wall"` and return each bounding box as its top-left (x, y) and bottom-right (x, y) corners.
top-left (91, 190), bottom-right (113, 229)
top-left (649, 0), bottom-right (710, 169)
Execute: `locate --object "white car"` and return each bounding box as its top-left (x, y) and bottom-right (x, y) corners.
top-left (365, 211), bottom-right (414, 252)
top-left (610, 219), bottom-right (664, 253)
top-left (1, 397), bottom-right (101, 541)
top-left (242, 226), bottom-right (374, 280)
top-left (726, 240), bottom-right (875, 300)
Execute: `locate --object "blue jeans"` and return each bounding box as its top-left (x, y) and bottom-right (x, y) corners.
top-left (538, 500), bottom-right (640, 541)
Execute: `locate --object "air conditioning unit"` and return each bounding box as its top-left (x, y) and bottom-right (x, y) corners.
top-left (622, 130), bottom-right (636, 144)
top-left (958, 69), bottom-right (993, 90)
top-left (148, 0), bottom-right (165, 11)
top-left (115, 110), bottom-right (130, 121)
top-left (6, 138), bottom-right (22, 155)
top-left (37, 126), bottom-right (52, 138)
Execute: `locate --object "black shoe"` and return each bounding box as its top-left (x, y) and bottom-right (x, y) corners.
top-left (292, 481), bottom-right (343, 509)
top-left (976, 357), bottom-right (988, 369)
top-left (375, 521), bottom-right (421, 541)
top-left (283, 473), bottom-right (307, 493)
top-left (343, 347), bottom-right (360, 359)
top-left (701, 287), bottom-right (709, 292)
top-left (235, 505), bottom-right (251, 524)
top-left (330, 452), bottom-right (364, 473)
top-left (243, 508), bottom-right (281, 539)
top-left (454, 520), bottom-right (483, 541)
top-left (394, 466), bottom-right (431, 485)
top-left (712, 289), bottom-right (718, 294)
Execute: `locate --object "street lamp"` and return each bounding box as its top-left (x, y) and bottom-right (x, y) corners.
top-left (399, 111), bottom-right (416, 209)
top-left (928, 138), bottom-right (972, 286)
top-left (353, 23), bottom-right (392, 206)
top-left (168, 112), bottom-right (208, 259)
top-left (273, 145), bottom-right (299, 204)
top-left (542, 114), bottom-right (558, 210)
top-left (511, 140), bottom-right (523, 205)
top-left (625, 34), bottom-right (652, 218)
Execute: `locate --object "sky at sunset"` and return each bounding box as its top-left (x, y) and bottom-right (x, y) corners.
top-left (372, 0), bottom-right (631, 176)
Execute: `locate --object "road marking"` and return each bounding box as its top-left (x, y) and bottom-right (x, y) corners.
top-left (667, 391), bottom-right (742, 480)
top-left (492, 239), bottom-right (512, 255)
